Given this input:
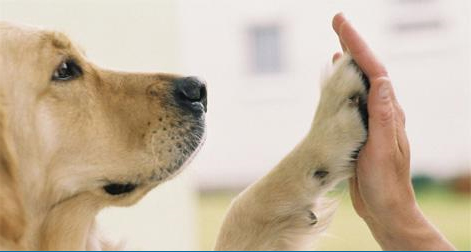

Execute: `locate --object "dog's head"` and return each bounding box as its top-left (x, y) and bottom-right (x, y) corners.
top-left (0, 22), bottom-right (206, 247)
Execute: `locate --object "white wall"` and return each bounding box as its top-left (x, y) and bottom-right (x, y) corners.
top-left (378, 0), bottom-right (470, 175)
top-left (0, 0), bottom-right (197, 250)
top-left (178, 0), bottom-right (471, 189)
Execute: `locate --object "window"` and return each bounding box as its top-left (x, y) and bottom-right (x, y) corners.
top-left (384, 0), bottom-right (451, 55)
top-left (248, 25), bottom-right (284, 74)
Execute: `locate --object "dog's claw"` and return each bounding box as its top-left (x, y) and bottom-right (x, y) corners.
top-left (308, 211), bottom-right (318, 226)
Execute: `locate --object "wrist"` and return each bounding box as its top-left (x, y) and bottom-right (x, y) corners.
top-left (365, 204), bottom-right (421, 248)
top-left (364, 205), bottom-right (455, 250)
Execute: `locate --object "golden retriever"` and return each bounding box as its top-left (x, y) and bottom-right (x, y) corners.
top-left (0, 22), bottom-right (368, 250)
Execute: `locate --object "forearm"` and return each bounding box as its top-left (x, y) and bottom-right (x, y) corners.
top-left (365, 206), bottom-right (455, 251)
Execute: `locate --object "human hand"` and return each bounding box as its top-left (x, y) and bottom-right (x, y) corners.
top-left (332, 13), bottom-right (455, 250)
top-left (332, 11), bottom-right (411, 229)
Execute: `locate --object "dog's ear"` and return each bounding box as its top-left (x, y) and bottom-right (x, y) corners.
top-left (0, 101), bottom-right (25, 243)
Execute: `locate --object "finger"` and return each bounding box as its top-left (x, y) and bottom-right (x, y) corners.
top-left (391, 98), bottom-right (408, 156)
top-left (338, 37), bottom-right (347, 52)
top-left (332, 13), bottom-right (347, 51)
top-left (332, 12), bottom-right (345, 35)
top-left (349, 177), bottom-right (367, 217)
top-left (396, 123), bottom-right (410, 159)
top-left (366, 78), bottom-right (397, 148)
top-left (334, 13), bottom-right (388, 81)
top-left (349, 177), bottom-right (359, 205)
top-left (332, 52), bottom-right (343, 63)
top-left (394, 105), bottom-right (410, 158)
top-left (393, 101), bottom-right (405, 126)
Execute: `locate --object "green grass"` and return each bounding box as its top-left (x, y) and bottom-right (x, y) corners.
top-left (197, 188), bottom-right (471, 250)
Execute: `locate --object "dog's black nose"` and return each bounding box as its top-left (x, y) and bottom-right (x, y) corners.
top-left (174, 77), bottom-right (207, 113)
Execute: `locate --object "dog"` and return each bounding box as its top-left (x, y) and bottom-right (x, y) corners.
top-left (0, 22), bottom-right (368, 250)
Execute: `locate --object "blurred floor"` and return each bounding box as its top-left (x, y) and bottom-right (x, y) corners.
top-left (197, 186), bottom-right (471, 250)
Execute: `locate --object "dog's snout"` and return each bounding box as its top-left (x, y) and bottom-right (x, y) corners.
top-left (177, 77), bottom-right (206, 102)
top-left (174, 77), bottom-right (207, 113)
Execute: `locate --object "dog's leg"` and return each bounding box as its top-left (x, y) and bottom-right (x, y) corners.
top-left (214, 54), bottom-right (369, 250)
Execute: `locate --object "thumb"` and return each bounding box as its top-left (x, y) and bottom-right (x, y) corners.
top-left (366, 78), bottom-right (396, 148)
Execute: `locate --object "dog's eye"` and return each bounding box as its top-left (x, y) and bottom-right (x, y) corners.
top-left (52, 60), bottom-right (82, 81)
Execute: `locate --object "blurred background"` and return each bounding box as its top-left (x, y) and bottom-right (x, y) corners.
top-left (1, 0), bottom-right (470, 250)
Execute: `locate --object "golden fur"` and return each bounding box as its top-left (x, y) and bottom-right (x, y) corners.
top-left (215, 55), bottom-right (368, 250)
top-left (0, 22), bottom-right (367, 250)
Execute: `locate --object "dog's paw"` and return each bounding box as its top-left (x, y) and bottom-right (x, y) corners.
top-left (306, 54), bottom-right (369, 189)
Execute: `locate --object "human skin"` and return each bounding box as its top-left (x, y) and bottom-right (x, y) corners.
top-left (331, 13), bottom-right (455, 250)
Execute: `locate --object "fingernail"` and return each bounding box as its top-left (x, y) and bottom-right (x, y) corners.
top-left (338, 12), bottom-right (349, 22)
top-left (379, 82), bottom-right (390, 100)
